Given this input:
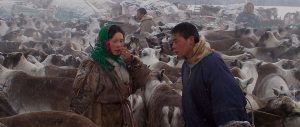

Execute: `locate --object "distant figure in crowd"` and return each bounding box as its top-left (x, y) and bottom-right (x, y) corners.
top-left (134, 8), bottom-right (157, 48)
top-left (236, 2), bottom-right (261, 28)
top-left (171, 22), bottom-right (251, 127)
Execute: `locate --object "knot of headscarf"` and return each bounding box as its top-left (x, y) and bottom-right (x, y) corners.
top-left (90, 26), bottom-right (125, 71)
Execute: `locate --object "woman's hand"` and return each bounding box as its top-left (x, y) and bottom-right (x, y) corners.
top-left (120, 47), bottom-right (133, 63)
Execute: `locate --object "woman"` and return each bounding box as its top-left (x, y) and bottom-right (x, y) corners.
top-left (69, 25), bottom-right (150, 127)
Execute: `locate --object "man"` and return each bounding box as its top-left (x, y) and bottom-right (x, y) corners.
top-left (171, 22), bottom-right (251, 127)
top-left (236, 2), bottom-right (260, 28)
top-left (134, 8), bottom-right (156, 48)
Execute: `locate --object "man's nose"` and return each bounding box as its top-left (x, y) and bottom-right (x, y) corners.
top-left (172, 43), bottom-right (176, 49)
top-left (170, 43), bottom-right (174, 51)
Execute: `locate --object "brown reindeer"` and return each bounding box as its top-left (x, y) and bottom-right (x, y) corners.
top-left (2, 52), bottom-right (77, 78)
top-left (0, 111), bottom-right (98, 127)
top-left (0, 64), bottom-right (74, 113)
top-left (143, 69), bottom-right (184, 127)
top-left (253, 94), bottom-right (300, 127)
top-left (0, 91), bottom-right (17, 118)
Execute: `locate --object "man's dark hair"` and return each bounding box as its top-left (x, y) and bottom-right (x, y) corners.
top-left (137, 8), bottom-right (147, 15)
top-left (171, 22), bottom-right (200, 43)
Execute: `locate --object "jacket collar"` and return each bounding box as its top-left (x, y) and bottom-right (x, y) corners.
top-left (141, 14), bottom-right (153, 22)
top-left (185, 40), bottom-right (213, 65)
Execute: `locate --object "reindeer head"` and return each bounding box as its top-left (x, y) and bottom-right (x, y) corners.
top-left (2, 52), bottom-right (23, 69)
top-left (148, 69), bottom-right (172, 85)
top-left (235, 77), bottom-right (254, 94)
top-left (267, 93), bottom-right (297, 115)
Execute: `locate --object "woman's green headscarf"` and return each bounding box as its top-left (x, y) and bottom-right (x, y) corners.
top-left (90, 25), bottom-right (125, 71)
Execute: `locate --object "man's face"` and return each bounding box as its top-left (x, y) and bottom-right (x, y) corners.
top-left (245, 4), bottom-right (254, 13)
top-left (136, 11), bottom-right (143, 21)
top-left (171, 33), bottom-right (194, 58)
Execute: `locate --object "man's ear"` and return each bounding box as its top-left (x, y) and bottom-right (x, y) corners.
top-left (187, 36), bottom-right (195, 46)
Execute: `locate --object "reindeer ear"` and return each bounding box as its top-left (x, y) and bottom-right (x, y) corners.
top-left (16, 52), bottom-right (23, 58)
top-left (291, 90), bottom-right (300, 101)
top-left (157, 69), bottom-right (165, 81)
top-left (247, 77), bottom-right (254, 85)
top-left (256, 61), bottom-right (263, 68)
top-left (273, 88), bottom-right (280, 96)
top-left (155, 48), bottom-right (162, 56)
top-left (160, 69), bottom-right (165, 75)
top-left (2, 53), bottom-right (7, 58)
top-left (237, 60), bottom-right (243, 68)
top-left (231, 59), bottom-right (242, 68)
top-left (139, 49), bottom-right (143, 52)
top-left (280, 86), bottom-right (284, 91)
top-left (159, 27), bottom-right (163, 32)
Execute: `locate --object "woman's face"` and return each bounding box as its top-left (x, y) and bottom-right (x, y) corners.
top-left (108, 32), bottom-right (124, 56)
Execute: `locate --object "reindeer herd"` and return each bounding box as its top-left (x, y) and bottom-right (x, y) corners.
top-left (0, 5), bottom-right (300, 127)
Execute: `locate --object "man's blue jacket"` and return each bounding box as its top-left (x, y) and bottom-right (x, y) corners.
top-left (182, 52), bottom-right (249, 127)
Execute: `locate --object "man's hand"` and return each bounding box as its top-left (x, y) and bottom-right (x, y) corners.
top-left (120, 47), bottom-right (133, 63)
